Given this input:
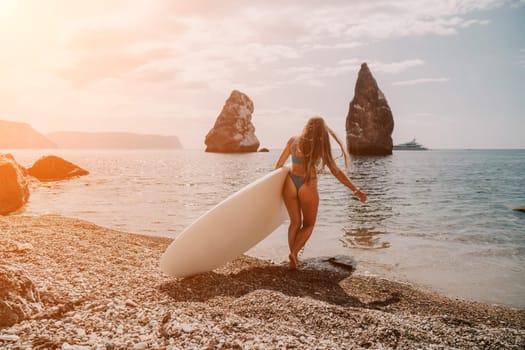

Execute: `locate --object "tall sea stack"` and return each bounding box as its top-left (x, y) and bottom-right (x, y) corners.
top-left (204, 90), bottom-right (260, 153)
top-left (345, 63), bottom-right (394, 156)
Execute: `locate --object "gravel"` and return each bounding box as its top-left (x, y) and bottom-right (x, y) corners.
top-left (1, 215), bottom-right (523, 349)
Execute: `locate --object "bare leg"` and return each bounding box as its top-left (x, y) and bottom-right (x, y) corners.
top-left (282, 175), bottom-right (301, 269)
top-left (290, 181), bottom-right (319, 265)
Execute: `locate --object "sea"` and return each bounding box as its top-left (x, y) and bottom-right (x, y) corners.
top-left (8, 149), bottom-right (525, 308)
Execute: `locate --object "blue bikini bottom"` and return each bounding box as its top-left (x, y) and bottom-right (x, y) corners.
top-left (288, 173), bottom-right (316, 190)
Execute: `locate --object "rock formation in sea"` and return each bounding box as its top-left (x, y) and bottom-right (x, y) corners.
top-left (204, 90), bottom-right (260, 153)
top-left (345, 63), bottom-right (394, 156)
top-left (0, 265), bottom-right (42, 327)
top-left (28, 155), bottom-right (89, 182)
top-left (0, 120), bottom-right (57, 149)
top-left (0, 154), bottom-right (30, 215)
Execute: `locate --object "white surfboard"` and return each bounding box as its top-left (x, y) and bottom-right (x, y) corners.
top-left (160, 167), bottom-right (289, 278)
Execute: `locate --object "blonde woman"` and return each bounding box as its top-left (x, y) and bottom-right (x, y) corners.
top-left (275, 116), bottom-right (367, 269)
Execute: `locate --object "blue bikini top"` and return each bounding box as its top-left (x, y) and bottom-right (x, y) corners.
top-left (291, 140), bottom-right (303, 164)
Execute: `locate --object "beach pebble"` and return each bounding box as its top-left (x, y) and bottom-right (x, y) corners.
top-left (133, 342), bottom-right (148, 350)
top-left (125, 299), bottom-right (138, 308)
top-left (181, 323), bottom-right (194, 333)
top-left (0, 334), bottom-right (20, 342)
top-left (299, 336), bottom-right (306, 343)
top-left (61, 343), bottom-right (91, 350)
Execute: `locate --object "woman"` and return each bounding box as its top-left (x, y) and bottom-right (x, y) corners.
top-left (275, 116), bottom-right (367, 269)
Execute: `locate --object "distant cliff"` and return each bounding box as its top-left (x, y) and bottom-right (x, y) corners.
top-left (47, 132), bottom-right (183, 149)
top-left (0, 120), bottom-right (57, 149)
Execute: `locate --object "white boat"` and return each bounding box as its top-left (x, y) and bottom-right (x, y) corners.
top-left (393, 138), bottom-right (428, 150)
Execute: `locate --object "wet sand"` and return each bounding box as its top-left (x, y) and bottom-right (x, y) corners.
top-left (1, 215), bottom-right (524, 349)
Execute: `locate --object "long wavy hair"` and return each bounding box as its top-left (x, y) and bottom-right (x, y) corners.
top-left (297, 116), bottom-right (349, 182)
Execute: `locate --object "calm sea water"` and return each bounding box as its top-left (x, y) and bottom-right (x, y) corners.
top-left (9, 149), bottom-right (525, 307)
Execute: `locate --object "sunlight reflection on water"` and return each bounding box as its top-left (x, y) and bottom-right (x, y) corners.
top-left (8, 148), bottom-right (525, 307)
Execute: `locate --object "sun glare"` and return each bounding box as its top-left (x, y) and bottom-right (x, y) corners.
top-left (0, 0), bottom-right (15, 24)
top-left (0, 0), bottom-right (13, 9)
top-left (0, 0), bottom-right (17, 20)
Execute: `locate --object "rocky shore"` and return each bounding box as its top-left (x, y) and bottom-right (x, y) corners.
top-left (1, 215), bottom-right (524, 349)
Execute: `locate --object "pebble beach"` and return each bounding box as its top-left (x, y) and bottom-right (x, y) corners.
top-left (1, 215), bottom-right (524, 349)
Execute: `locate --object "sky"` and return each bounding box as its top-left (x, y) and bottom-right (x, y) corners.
top-left (0, 0), bottom-right (524, 149)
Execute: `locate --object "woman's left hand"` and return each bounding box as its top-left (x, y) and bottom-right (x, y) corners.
top-left (355, 190), bottom-right (367, 203)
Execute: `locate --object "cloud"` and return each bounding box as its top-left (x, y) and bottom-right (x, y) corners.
top-left (49, 0), bottom-right (509, 93)
top-left (368, 59), bottom-right (425, 74)
top-left (303, 42), bottom-right (364, 51)
top-left (153, 1), bottom-right (502, 91)
top-left (294, 0), bottom-right (504, 44)
top-left (67, 27), bottom-right (153, 53)
top-left (59, 48), bottom-right (174, 87)
top-left (141, 0), bottom-right (506, 89)
top-left (65, 15), bottom-right (186, 52)
top-left (162, 0), bottom-right (247, 18)
top-left (281, 58), bottom-right (425, 87)
top-left (392, 77), bottom-right (450, 86)
top-left (58, 9), bottom-right (188, 87)
top-left (133, 68), bottom-right (177, 84)
top-left (233, 43), bottom-right (300, 63)
top-left (459, 18), bottom-right (492, 27)
top-left (281, 61), bottom-right (359, 87)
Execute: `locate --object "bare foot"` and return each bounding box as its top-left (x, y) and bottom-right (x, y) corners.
top-left (289, 253), bottom-right (298, 270)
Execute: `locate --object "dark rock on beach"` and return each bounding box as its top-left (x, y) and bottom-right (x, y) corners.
top-left (0, 265), bottom-right (42, 327)
top-left (27, 155), bottom-right (89, 182)
top-left (0, 154), bottom-right (30, 215)
top-left (258, 147), bottom-right (270, 152)
top-left (346, 62), bottom-right (394, 156)
top-left (205, 90), bottom-right (260, 153)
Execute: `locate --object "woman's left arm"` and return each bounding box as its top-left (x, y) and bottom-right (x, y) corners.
top-left (328, 162), bottom-right (367, 203)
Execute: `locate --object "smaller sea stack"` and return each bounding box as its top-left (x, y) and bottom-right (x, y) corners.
top-left (204, 90), bottom-right (260, 153)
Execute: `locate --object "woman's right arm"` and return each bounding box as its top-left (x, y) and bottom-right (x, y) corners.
top-left (327, 162), bottom-right (367, 203)
top-left (275, 137), bottom-right (295, 169)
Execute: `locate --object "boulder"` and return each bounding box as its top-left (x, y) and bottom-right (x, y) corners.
top-left (258, 148), bottom-right (270, 152)
top-left (0, 154), bottom-right (30, 215)
top-left (0, 265), bottom-right (42, 327)
top-left (205, 90), bottom-right (260, 153)
top-left (28, 155), bottom-right (89, 182)
top-left (345, 63), bottom-right (394, 156)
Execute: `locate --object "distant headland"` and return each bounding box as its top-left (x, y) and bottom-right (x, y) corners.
top-left (0, 120), bottom-right (57, 149)
top-left (0, 120), bottom-right (182, 149)
top-left (47, 131), bottom-right (182, 149)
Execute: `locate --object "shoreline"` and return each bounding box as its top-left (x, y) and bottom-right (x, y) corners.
top-left (1, 215), bottom-right (524, 349)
